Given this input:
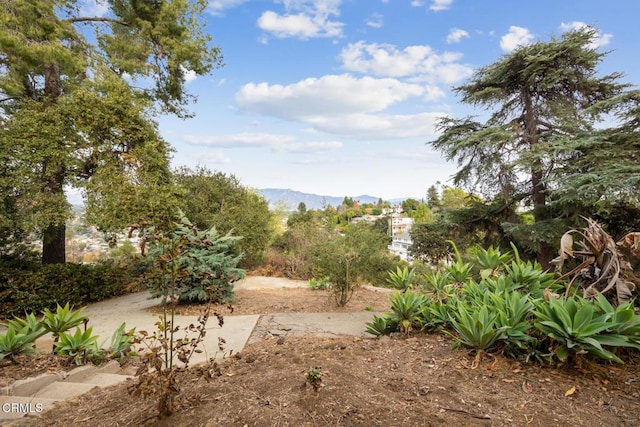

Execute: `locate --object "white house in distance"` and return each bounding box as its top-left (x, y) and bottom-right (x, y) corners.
top-left (387, 210), bottom-right (414, 261)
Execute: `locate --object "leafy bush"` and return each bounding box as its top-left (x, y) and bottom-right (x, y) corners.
top-left (144, 212), bottom-right (245, 304)
top-left (308, 277), bottom-right (329, 290)
top-left (0, 261), bottom-right (133, 317)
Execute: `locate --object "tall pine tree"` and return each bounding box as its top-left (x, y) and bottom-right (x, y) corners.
top-left (430, 28), bottom-right (627, 266)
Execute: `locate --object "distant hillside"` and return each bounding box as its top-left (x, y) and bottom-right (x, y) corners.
top-left (257, 188), bottom-right (381, 210)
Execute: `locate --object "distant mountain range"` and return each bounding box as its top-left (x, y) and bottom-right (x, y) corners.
top-left (257, 188), bottom-right (409, 211)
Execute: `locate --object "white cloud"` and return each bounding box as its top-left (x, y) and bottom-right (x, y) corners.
top-left (338, 41), bottom-right (472, 84)
top-left (184, 132), bottom-right (343, 153)
top-left (236, 74), bottom-right (425, 120)
top-left (446, 28), bottom-right (469, 44)
top-left (559, 22), bottom-right (612, 49)
top-left (257, 0), bottom-right (344, 39)
top-left (500, 26), bottom-right (535, 52)
top-left (208, 0), bottom-right (247, 17)
top-left (180, 67), bottom-right (198, 83)
top-left (430, 0), bottom-right (453, 11)
top-left (366, 13), bottom-right (384, 29)
top-left (309, 112), bottom-right (444, 139)
top-left (80, 0), bottom-right (109, 17)
top-left (411, 1), bottom-right (425, 6)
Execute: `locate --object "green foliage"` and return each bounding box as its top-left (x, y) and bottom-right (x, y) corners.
top-left (306, 366), bottom-right (323, 391)
top-left (424, 271), bottom-right (456, 303)
top-left (409, 222), bottom-right (456, 265)
top-left (365, 314), bottom-right (393, 336)
top-left (388, 291), bottom-right (427, 333)
top-left (533, 296), bottom-right (639, 363)
top-left (448, 303), bottom-right (505, 351)
top-left (312, 223), bottom-right (390, 306)
top-left (0, 325), bottom-right (42, 363)
top-left (174, 166), bottom-right (275, 268)
top-left (490, 291), bottom-right (535, 354)
top-left (40, 303), bottom-right (88, 348)
top-left (308, 277), bottom-right (329, 290)
top-left (472, 246), bottom-right (512, 279)
top-left (106, 322), bottom-right (137, 362)
top-left (2, 312), bottom-right (45, 338)
top-left (145, 212), bottom-right (245, 304)
top-left (0, 260), bottom-right (134, 318)
top-left (429, 28), bottom-right (628, 265)
top-left (54, 327), bottom-right (102, 365)
top-left (0, 0), bottom-right (222, 263)
top-left (386, 266), bottom-right (416, 292)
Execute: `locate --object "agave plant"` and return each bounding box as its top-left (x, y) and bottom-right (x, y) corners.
top-left (424, 271), bottom-right (455, 303)
top-left (386, 266), bottom-right (416, 292)
top-left (533, 296), bottom-right (639, 363)
top-left (444, 241), bottom-right (472, 284)
top-left (447, 302), bottom-right (505, 351)
top-left (41, 303), bottom-right (88, 351)
top-left (490, 291), bottom-right (535, 354)
top-left (388, 291), bottom-right (427, 333)
top-left (0, 326), bottom-right (43, 363)
top-left (472, 246), bottom-right (512, 279)
top-left (105, 322), bottom-right (137, 361)
top-left (55, 327), bottom-right (102, 365)
top-left (365, 314), bottom-right (395, 336)
top-left (1, 312), bottom-right (45, 339)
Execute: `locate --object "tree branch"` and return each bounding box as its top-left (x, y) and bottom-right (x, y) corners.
top-left (0, 96), bottom-right (19, 103)
top-left (67, 17), bottom-right (129, 26)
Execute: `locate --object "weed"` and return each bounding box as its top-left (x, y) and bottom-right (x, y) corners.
top-left (306, 366), bottom-right (323, 391)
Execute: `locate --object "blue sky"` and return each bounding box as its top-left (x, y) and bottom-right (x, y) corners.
top-left (136, 0), bottom-right (640, 200)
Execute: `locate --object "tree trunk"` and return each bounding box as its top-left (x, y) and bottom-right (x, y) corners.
top-left (40, 61), bottom-right (67, 264)
top-left (42, 223), bottom-right (66, 264)
top-left (524, 91), bottom-right (553, 269)
top-left (532, 167), bottom-right (553, 268)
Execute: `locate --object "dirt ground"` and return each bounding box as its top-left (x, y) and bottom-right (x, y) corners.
top-left (5, 284), bottom-right (640, 427)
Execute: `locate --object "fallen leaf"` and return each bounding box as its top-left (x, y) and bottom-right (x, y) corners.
top-left (522, 381), bottom-right (532, 393)
top-left (565, 386), bottom-right (576, 396)
top-left (502, 379), bottom-right (515, 383)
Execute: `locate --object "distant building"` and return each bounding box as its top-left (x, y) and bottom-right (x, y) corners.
top-left (388, 232), bottom-right (413, 262)
top-left (391, 215), bottom-right (413, 235)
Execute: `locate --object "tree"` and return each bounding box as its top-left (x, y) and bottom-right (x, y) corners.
top-left (552, 89), bottom-right (640, 206)
top-left (430, 28), bottom-right (626, 266)
top-left (401, 198), bottom-right (420, 214)
top-left (0, 0), bottom-right (222, 263)
top-left (174, 166), bottom-right (274, 268)
top-left (426, 185), bottom-right (442, 211)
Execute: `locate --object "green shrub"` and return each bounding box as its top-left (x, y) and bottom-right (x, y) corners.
top-left (308, 277), bottom-right (329, 290)
top-left (145, 212), bottom-right (245, 304)
top-left (0, 261), bottom-right (133, 317)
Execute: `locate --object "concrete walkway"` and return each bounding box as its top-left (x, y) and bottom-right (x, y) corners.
top-left (1, 276), bottom-right (381, 423)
